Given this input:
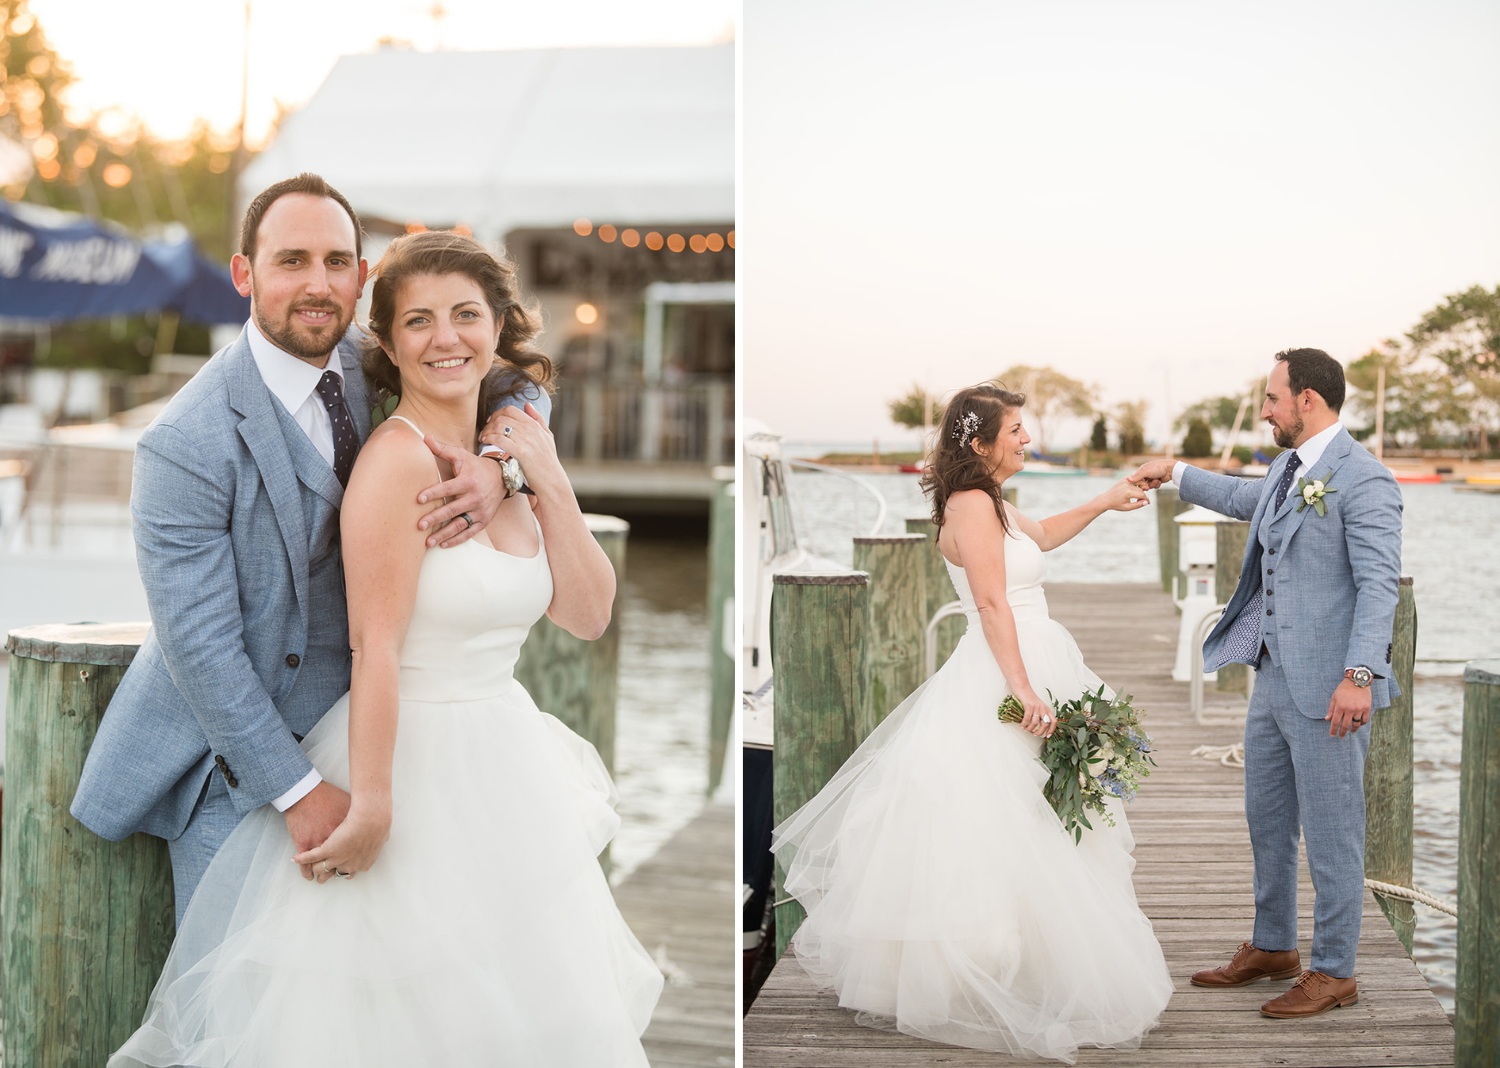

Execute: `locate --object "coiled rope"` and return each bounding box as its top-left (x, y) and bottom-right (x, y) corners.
top-left (1191, 743), bottom-right (1245, 767)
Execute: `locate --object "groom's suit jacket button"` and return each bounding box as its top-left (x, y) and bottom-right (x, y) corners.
top-left (214, 754), bottom-right (227, 767)
top-left (285, 653), bottom-right (301, 668)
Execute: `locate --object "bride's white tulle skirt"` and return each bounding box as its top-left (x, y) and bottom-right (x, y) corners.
top-left (771, 618), bottom-right (1174, 1063)
top-left (110, 683), bottom-right (663, 1068)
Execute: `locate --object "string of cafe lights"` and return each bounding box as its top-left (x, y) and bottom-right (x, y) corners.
top-left (571, 218), bottom-right (734, 254)
top-left (401, 218), bottom-right (736, 255)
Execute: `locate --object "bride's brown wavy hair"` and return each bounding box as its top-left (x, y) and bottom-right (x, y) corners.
top-left (362, 230), bottom-right (551, 431)
top-left (920, 382), bottom-right (1027, 536)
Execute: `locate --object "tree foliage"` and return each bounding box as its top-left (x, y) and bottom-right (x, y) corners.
top-left (2, 0), bottom-right (252, 261)
top-left (1174, 394), bottom-right (1242, 432)
top-left (1181, 417), bottom-right (1213, 458)
top-left (887, 383), bottom-right (943, 430)
top-left (1114, 399), bottom-right (1148, 456)
top-left (1345, 346), bottom-right (1475, 448)
top-left (1, 1), bottom-right (257, 370)
top-left (994, 364), bottom-right (1097, 453)
top-left (1089, 415), bottom-right (1107, 451)
top-left (1408, 284), bottom-right (1500, 405)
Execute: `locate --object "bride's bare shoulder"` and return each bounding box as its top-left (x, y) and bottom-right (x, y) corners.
top-left (945, 489), bottom-right (1001, 520)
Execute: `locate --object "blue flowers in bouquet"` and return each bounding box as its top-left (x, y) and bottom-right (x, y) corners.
top-left (998, 685), bottom-right (1156, 844)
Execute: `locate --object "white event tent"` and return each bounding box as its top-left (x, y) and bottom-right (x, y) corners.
top-left (239, 43), bottom-right (734, 240)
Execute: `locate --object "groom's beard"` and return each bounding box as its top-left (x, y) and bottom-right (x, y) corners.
top-left (255, 302), bottom-right (351, 362)
top-left (1270, 412), bottom-right (1303, 450)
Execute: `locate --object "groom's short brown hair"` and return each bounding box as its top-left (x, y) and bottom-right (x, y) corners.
top-left (1275, 348), bottom-right (1345, 413)
top-left (239, 173), bottom-right (364, 264)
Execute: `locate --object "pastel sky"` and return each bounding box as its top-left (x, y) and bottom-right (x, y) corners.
top-left (741, 0), bottom-right (1500, 446)
top-left (28, 0), bottom-right (735, 144)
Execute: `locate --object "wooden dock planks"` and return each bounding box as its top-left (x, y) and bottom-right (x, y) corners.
top-left (615, 800), bottom-right (735, 1068)
top-left (743, 582), bottom-right (1455, 1067)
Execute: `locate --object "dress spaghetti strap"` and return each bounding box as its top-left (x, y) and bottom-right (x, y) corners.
top-left (386, 414), bottom-right (425, 438)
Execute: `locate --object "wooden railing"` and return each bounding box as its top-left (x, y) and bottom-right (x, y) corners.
top-left (551, 379), bottom-right (733, 465)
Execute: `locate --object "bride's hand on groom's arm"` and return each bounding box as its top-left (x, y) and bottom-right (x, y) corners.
top-left (479, 402), bottom-right (565, 492)
top-left (291, 800), bottom-right (393, 883)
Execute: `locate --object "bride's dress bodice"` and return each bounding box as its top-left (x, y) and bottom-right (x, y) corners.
top-left (944, 526), bottom-right (1051, 624)
top-left (398, 523), bottom-right (553, 703)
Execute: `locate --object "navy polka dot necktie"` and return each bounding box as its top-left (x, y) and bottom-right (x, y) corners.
top-left (314, 370), bottom-right (357, 487)
top-left (1272, 450), bottom-right (1301, 512)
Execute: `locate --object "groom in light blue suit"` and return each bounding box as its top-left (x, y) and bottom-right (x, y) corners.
top-left (1133, 348), bottom-right (1402, 1020)
top-left (71, 174), bottom-right (546, 924)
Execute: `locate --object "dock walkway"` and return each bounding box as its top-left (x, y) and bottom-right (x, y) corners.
top-left (615, 800), bottom-right (735, 1068)
top-left (743, 583), bottom-right (1455, 1067)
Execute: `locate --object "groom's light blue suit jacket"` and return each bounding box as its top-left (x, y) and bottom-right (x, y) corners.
top-left (1179, 428), bottom-right (1403, 720)
top-left (71, 327), bottom-right (550, 842)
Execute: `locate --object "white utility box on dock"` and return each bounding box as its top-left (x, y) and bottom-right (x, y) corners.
top-left (1172, 505), bottom-right (1230, 682)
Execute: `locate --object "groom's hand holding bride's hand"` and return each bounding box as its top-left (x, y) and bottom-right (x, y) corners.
top-left (285, 781), bottom-right (351, 882)
top-left (292, 797), bottom-right (393, 883)
top-left (1127, 459), bottom-right (1175, 490)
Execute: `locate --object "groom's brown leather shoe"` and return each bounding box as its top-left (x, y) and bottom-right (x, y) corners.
top-left (1189, 942), bottom-right (1301, 987)
top-left (1260, 970), bottom-right (1358, 1018)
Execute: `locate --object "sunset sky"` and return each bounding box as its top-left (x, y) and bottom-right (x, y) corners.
top-left (742, 0), bottom-right (1500, 446)
top-left (27, 0), bottom-right (735, 144)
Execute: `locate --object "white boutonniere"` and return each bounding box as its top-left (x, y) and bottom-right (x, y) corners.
top-left (1295, 469), bottom-right (1338, 517)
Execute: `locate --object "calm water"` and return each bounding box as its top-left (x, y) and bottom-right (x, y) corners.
top-left (609, 535), bottom-right (713, 884)
top-left (792, 468), bottom-right (1496, 1014)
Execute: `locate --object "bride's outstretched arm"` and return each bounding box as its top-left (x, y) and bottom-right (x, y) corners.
top-left (293, 428), bottom-right (431, 881)
top-left (481, 403), bottom-right (615, 640)
top-left (1029, 477), bottom-right (1150, 551)
top-left (945, 491), bottom-right (1055, 738)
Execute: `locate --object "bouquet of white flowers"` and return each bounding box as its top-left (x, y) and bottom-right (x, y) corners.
top-left (998, 686), bottom-right (1156, 844)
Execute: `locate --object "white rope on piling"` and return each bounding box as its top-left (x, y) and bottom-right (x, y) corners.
top-left (1365, 878), bottom-right (1458, 917)
top-left (1190, 743), bottom-right (1245, 768)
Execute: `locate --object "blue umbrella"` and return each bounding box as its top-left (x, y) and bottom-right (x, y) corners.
top-left (0, 200), bottom-right (249, 324)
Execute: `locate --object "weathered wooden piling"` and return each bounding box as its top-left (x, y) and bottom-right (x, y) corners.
top-left (706, 472), bottom-right (735, 795)
top-left (1215, 520), bottom-right (1250, 693)
top-left (853, 534), bottom-right (927, 725)
top-left (1155, 485), bottom-right (1192, 599)
top-left (1457, 657), bottom-right (1500, 1067)
top-left (1364, 577), bottom-right (1417, 953)
top-left (3, 623), bottom-right (173, 1068)
top-left (771, 571), bottom-right (869, 959)
top-left (515, 514), bottom-right (627, 774)
top-left (905, 517), bottom-right (962, 673)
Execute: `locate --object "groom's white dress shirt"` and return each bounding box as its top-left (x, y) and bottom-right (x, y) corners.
top-left (1171, 421), bottom-right (1345, 490)
top-left (247, 318), bottom-right (343, 811)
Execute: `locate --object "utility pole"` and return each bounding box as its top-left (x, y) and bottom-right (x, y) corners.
top-left (1375, 360), bottom-right (1387, 462)
top-left (226, 0), bottom-right (251, 258)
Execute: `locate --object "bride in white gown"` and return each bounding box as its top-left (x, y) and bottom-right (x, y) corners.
top-left (771, 383), bottom-right (1174, 1063)
top-left (111, 232), bottom-right (662, 1067)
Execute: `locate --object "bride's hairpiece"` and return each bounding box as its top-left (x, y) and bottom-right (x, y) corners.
top-left (953, 411), bottom-right (981, 448)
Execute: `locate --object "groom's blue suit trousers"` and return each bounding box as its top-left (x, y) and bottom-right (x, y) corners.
top-left (168, 771), bottom-right (243, 927)
top-left (1244, 657), bottom-right (1369, 978)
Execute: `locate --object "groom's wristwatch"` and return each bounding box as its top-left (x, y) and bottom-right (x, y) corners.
top-left (1344, 667), bottom-right (1374, 688)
